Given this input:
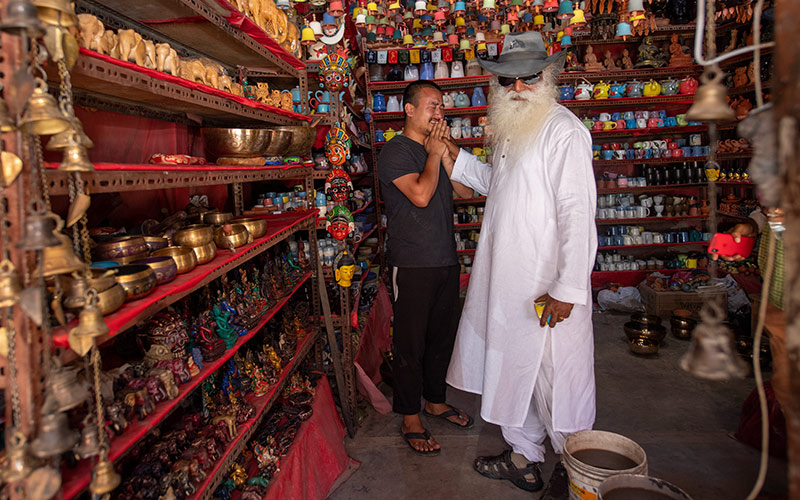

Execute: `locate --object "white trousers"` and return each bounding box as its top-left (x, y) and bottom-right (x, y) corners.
top-left (500, 329), bottom-right (568, 463)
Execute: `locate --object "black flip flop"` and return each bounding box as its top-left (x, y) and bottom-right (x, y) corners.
top-left (401, 429), bottom-right (441, 456)
top-left (423, 406), bottom-right (475, 429)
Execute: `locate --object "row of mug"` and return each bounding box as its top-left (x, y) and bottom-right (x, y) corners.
top-left (595, 258), bottom-right (703, 272)
top-left (598, 193), bottom-right (675, 209)
top-left (595, 146), bottom-right (709, 161)
top-left (598, 229), bottom-right (711, 247)
top-left (597, 135), bottom-right (702, 150)
top-left (587, 110), bottom-right (693, 123)
top-left (597, 177), bottom-right (648, 188)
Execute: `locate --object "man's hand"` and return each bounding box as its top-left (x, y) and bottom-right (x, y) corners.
top-left (710, 219), bottom-right (759, 262)
top-left (443, 136), bottom-right (461, 161)
top-left (424, 120), bottom-right (448, 157)
top-left (535, 293), bottom-right (574, 328)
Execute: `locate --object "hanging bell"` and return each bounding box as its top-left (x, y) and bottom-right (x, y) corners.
top-left (19, 79), bottom-right (70, 136)
top-left (25, 466), bottom-right (62, 500)
top-left (89, 457), bottom-right (121, 496)
top-left (62, 272), bottom-right (90, 310)
top-left (17, 202), bottom-right (61, 250)
top-left (58, 134), bottom-right (94, 172)
top-left (2, 430), bottom-right (34, 482)
top-left (0, 0), bottom-right (45, 36)
top-left (31, 0), bottom-right (77, 27)
top-left (681, 301), bottom-right (748, 381)
top-left (40, 232), bottom-right (86, 277)
top-left (31, 411), bottom-right (79, 458)
top-left (68, 290), bottom-right (109, 357)
top-left (686, 67), bottom-right (736, 122)
top-left (0, 97), bottom-right (15, 132)
top-left (74, 419), bottom-right (101, 459)
top-left (0, 259), bottom-right (22, 307)
top-left (46, 363), bottom-right (90, 412)
top-left (46, 118), bottom-right (94, 151)
top-left (18, 285), bottom-right (45, 326)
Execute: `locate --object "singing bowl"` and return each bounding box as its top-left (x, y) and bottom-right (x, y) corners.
top-left (173, 224), bottom-right (214, 248)
top-left (232, 217), bottom-right (267, 239)
top-left (153, 246), bottom-right (197, 274)
top-left (623, 321), bottom-right (667, 344)
top-left (629, 312), bottom-right (662, 326)
top-left (93, 235), bottom-right (147, 261)
top-left (203, 212), bottom-right (233, 226)
top-left (202, 128), bottom-right (272, 158)
top-left (95, 283), bottom-right (127, 315)
top-left (111, 264), bottom-right (157, 301)
top-left (112, 252), bottom-right (148, 265)
top-left (670, 315), bottom-right (697, 340)
top-left (142, 236), bottom-right (169, 253)
top-left (276, 126), bottom-right (317, 156)
top-left (214, 224), bottom-right (251, 250)
top-left (192, 241), bottom-right (217, 265)
top-left (629, 337), bottom-right (659, 355)
top-left (131, 256), bottom-right (178, 285)
top-left (263, 128), bottom-right (294, 156)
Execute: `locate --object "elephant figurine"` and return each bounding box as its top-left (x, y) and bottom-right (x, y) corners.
top-left (247, 0), bottom-right (264, 30)
top-left (77, 14), bottom-right (103, 51)
top-left (155, 43), bottom-right (180, 76)
top-left (142, 39), bottom-right (156, 69)
top-left (117, 29), bottom-right (143, 64)
top-left (218, 74), bottom-right (233, 93)
top-left (178, 59), bottom-right (207, 84)
top-left (204, 64), bottom-right (219, 89)
top-left (99, 30), bottom-right (119, 58)
top-left (211, 415), bottom-right (238, 440)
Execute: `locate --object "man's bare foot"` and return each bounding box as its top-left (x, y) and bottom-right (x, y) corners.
top-left (424, 401), bottom-right (472, 427)
top-left (401, 413), bottom-right (440, 453)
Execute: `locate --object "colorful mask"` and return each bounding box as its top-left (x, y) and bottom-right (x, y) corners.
top-left (325, 168), bottom-right (353, 202)
top-left (333, 250), bottom-right (357, 287)
top-left (319, 48), bottom-right (351, 91)
top-left (326, 206), bottom-right (355, 240)
top-left (325, 124), bottom-right (351, 166)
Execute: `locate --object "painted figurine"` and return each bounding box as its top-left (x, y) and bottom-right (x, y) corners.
top-left (326, 206), bottom-right (355, 240)
top-left (333, 250), bottom-right (357, 287)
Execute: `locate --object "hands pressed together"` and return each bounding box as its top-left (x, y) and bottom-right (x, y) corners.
top-left (424, 120), bottom-right (460, 161)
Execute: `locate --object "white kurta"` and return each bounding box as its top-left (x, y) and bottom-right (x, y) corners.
top-left (446, 104), bottom-right (598, 431)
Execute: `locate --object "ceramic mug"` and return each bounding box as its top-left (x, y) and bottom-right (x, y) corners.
top-left (676, 114), bottom-right (688, 126)
top-left (624, 207), bottom-right (637, 218)
top-left (462, 126), bottom-right (472, 138)
top-left (643, 232), bottom-right (654, 244)
top-left (626, 119), bottom-right (637, 129)
top-left (599, 112), bottom-right (612, 121)
top-left (451, 126), bottom-right (462, 139)
top-left (602, 150), bottom-right (614, 160)
top-left (603, 121), bottom-right (617, 130)
top-left (617, 176), bottom-right (628, 187)
top-left (647, 118), bottom-right (664, 128)
top-left (636, 118), bottom-right (647, 129)
top-left (665, 116), bottom-right (677, 127)
top-left (628, 226), bottom-right (641, 236)
top-left (622, 234), bottom-right (634, 245)
top-left (614, 207), bottom-right (625, 218)
top-left (613, 150), bottom-right (625, 160)
top-left (635, 111), bottom-right (648, 120)
top-left (593, 121), bottom-right (605, 131)
top-left (653, 233), bottom-right (665, 244)
top-left (635, 206), bottom-right (650, 217)
top-left (616, 120), bottom-right (627, 129)
top-left (623, 111), bottom-right (635, 120)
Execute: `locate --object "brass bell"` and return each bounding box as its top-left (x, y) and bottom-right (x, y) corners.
top-left (686, 67), bottom-right (736, 122)
top-left (89, 457), bottom-right (121, 496)
top-left (19, 79), bottom-right (69, 136)
top-left (0, 259), bottom-right (22, 307)
top-left (2, 430), bottom-right (34, 482)
top-left (68, 290), bottom-right (109, 356)
top-left (681, 301), bottom-right (748, 381)
top-left (46, 118), bottom-right (94, 150)
top-left (25, 466), bottom-right (62, 500)
top-left (17, 202), bottom-right (61, 250)
top-left (40, 232), bottom-right (85, 277)
top-left (63, 272), bottom-right (90, 310)
top-left (0, 97), bottom-right (15, 132)
top-left (46, 363), bottom-right (90, 412)
top-left (0, 0), bottom-right (45, 37)
top-left (31, 0), bottom-right (76, 27)
top-left (74, 419), bottom-right (100, 459)
top-left (58, 134), bottom-right (94, 172)
top-left (31, 411), bottom-right (79, 458)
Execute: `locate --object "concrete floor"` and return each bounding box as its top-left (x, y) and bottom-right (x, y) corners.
top-left (329, 312), bottom-right (789, 500)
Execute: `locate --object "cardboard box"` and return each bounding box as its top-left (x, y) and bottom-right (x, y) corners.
top-left (638, 284), bottom-right (728, 319)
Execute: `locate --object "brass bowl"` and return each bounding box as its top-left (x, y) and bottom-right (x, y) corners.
top-left (112, 252), bottom-right (148, 265)
top-left (131, 256), bottom-right (178, 285)
top-left (96, 283), bottom-right (126, 315)
top-left (93, 235), bottom-right (147, 261)
top-left (629, 337), bottom-right (659, 355)
top-left (214, 224), bottom-right (251, 251)
top-left (670, 315), bottom-right (697, 340)
top-left (203, 212), bottom-right (233, 226)
top-left (111, 264), bottom-right (157, 301)
top-left (202, 128), bottom-right (272, 158)
top-left (173, 225), bottom-right (214, 248)
top-left (624, 321), bottom-right (667, 344)
top-left (263, 128), bottom-right (294, 156)
top-left (232, 217), bottom-right (267, 239)
top-left (41, 233), bottom-right (86, 277)
top-left (276, 126), bottom-right (317, 156)
top-left (630, 313), bottom-right (662, 326)
top-left (672, 327), bottom-right (693, 340)
top-left (142, 236), bottom-right (169, 253)
top-left (153, 246), bottom-right (197, 274)
top-left (192, 241), bottom-right (217, 265)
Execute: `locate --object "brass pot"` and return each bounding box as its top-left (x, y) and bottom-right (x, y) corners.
top-left (192, 241), bottom-right (217, 265)
top-left (263, 128), bottom-right (293, 156)
top-left (202, 128), bottom-right (272, 158)
top-left (142, 236), bottom-right (169, 253)
top-left (173, 225), bottom-right (214, 248)
top-left (112, 252), bottom-right (148, 265)
top-left (111, 264), bottom-right (157, 301)
top-left (95, 283), bottom-right (126, 315)
top-left (214, 224), bottom-right (251, 251)
top-left (629, 313), bottom-right (662, 326)
top-left (93, 236), bottom-right (147, 261)
top-left (153, 246), bottom-right (197, 274)
top-left (623, 321), bottom-right (667, 344)
top-left (203, 212), bottom-right (233, 226)
top-left (629, 337), bottom-right (659, 355)
top-left (279, 126), bottom-right (317, 156)
top-left (232, 217), bottom-right (267, 239)
top-left (131, 256), bottom-right (177, 285)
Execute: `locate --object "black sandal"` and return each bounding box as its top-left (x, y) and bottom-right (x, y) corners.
top-left (422, 406), bottom-right (474, 429)
top-left (401, 429), bottom-right (441, 456)
top-left (473, 450), bottom-right (543, 492)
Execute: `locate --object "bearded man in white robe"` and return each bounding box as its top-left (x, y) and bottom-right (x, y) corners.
top-left (441, 32), bottom-right (597, 497)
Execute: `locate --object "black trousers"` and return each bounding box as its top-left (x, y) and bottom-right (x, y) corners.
top-left (391, 265), bottom-right (461, 415)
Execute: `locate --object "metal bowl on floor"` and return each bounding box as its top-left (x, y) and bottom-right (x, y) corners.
top-left (202, 128), bottom-right (271, 158)
top-left (629, 337), bottom-right (659, 356)
top-left (670, 315), bottom-right (697, 340)
top-left (630, 312), bottom-right (662, 326)
top-left (623, 321), bottom-right (667, 344)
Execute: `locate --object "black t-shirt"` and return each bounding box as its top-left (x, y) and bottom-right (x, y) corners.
top-left (378, 135), bottom-right (457, 268)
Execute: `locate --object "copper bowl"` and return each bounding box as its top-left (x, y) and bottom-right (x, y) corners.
top-left (670, 315), bottom-right (697, 340)
top-left (111, 264), bottom-right (157, 301)
top-left (173, 225), bottom-right (214, 248)
top-left (131, 256), bottom-right (178, 285)
top-left (629, 337), bottom-right (659, 355)
top-left (93, 235), bottom-right (147, 261)
top-left (142, 236), bottom-right (169, 253)
top-left (276, 126), bottom-right (317, 156)
top-left (630, 313), bottom-right (662, 326)
top-left (203, 212), bottom-right (233, 226)
top-left (202, 128), bottom-right (272, 158)
top-left (214, 224), bottom-right (251, 251)
top-left (153, 246), bottom-right (197, 274)
top-left (192, 241), bottom-right (217, 265)
top-left (624, 321), bottom-right (667, 344)
top-left (232, 217), bottom-right (267, 239)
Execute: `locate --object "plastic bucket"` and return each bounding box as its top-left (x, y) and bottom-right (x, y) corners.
top-left (562, 430), bottom-right (648, 500)
top-left (598, 474), bottom-right (693, 500)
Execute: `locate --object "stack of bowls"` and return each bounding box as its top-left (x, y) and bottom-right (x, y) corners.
top-left (131, 256), bottom-right (178, 285)
top-left (93, 235), bottom-right (148, 264)
top-left (625, 314), bottom-right (666, 356)
top-left (173, 224), bottom-right (217, 265)
top-left (670, 309), bottom-right (697, 340)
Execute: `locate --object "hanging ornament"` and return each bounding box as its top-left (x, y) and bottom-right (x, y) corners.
top-left (319, 47), bottom-right (350, 91)
top-left (325, 168), bottom-right (354, 202)
top-left (333, 250), bottom-right (357, 287)
top-left (324, 125), bottom-right (351, 166)
top-left (681, 301), bottom-right (747, 380)
top-left (326, 206), bottom-right (355, 240)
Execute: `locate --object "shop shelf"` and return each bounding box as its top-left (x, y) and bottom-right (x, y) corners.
top-left (717, 152), bottom-right (753, 160)
top-left (49, 51), bottom-right (310, 128)
top-left (596, 183), bottom-right (707, 194)
top-left (719, 211), bottom-right (752, 220)
top-left (570, 23), bottom-right (698, 45)
top-left (454, 222), bottom-right (482, 230)
top-left (598, 241), bottom-right (709, 250)
top-left (558, 65), bottom-right (702, 82)
top-left (596, 215), bottom-right (708, 225)
top-left (590, 125), bottom-right (708, 138)
top-left (718, 45), bottom-right (774, 69)
top-left (371, 105), bottom-right (488, 121)
top-left (367, 75), bottom-right (492, 92)
top-left (59, 272), bottom-right (313, 500)
top-left (593, 156), bottom-right (707, 166)
top-left (52, 210), bottom-right (317, 354)
top-left (354, 225), bottom-right (379, 253)
top-left (561, 95), bottom-right (696, 108)
top-left (726, 80), bottom-right (773, 96)
top-left (457, 249), bottom-right (477, 255)
top-left (310, 170), bottom-right (371, 180)
top-left (45, 163), bottom-right (312, 195)
top-left (82, 0), bottom-right (304, 76)
top-left (373, 136), bottom-right (486, 149)
top-left (454, 196), bottom-right (487, 205)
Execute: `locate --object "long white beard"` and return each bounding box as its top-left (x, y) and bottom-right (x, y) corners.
top-left (487, 70), bottom-right (558, 164)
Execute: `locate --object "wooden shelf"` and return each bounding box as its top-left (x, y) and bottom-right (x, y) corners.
top-left (561, 95), bottom-right (695, 108)
top-left (592, 267), bottom-right (705, 277)
top-left (457, 249), bottom-right (477, 255)
top-left (83, 0), bottom-right (304, 76)
top-left (59, 272), bottom-right (313, 500)
top-left (594, 156), bottom-right (705, 166)
top-left (596, 183), bottom-right (707, 194)
top-left (53, 211), bottom-right (317, 354)
top-left (454, 196), bottom-right (487, 205)
top-left (368, 75), bottom-right (491, 92)
top-left (46, 164), bottom-right (312, 195)
top-left (719, 211), bottom-right (752, 220)
top-left (596, 215), bottom-right (708, 225)
top-left (599, 241), bottom-right (709, 250)
top-left (374, 136), bottom-right (486, 149)
top-left (559, 65), bottom-right (702, 82)
top-left (454, 222), bottom-right (482, 230)
top-left (727, 81), bottom-right (773, 96)
top-left (591, 125), bottom-right (707, 138)
top-left (51, 52), bottom-right (309, 127)
top-left (372, 106), bottom-right (488, 121)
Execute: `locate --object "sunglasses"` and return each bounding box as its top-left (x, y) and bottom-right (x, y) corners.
top-left (497, 72), bottom-right (542, 88)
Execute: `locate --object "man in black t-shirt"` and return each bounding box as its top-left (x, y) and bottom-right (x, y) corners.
top-left (378, 80), bottom-right (475, 455)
